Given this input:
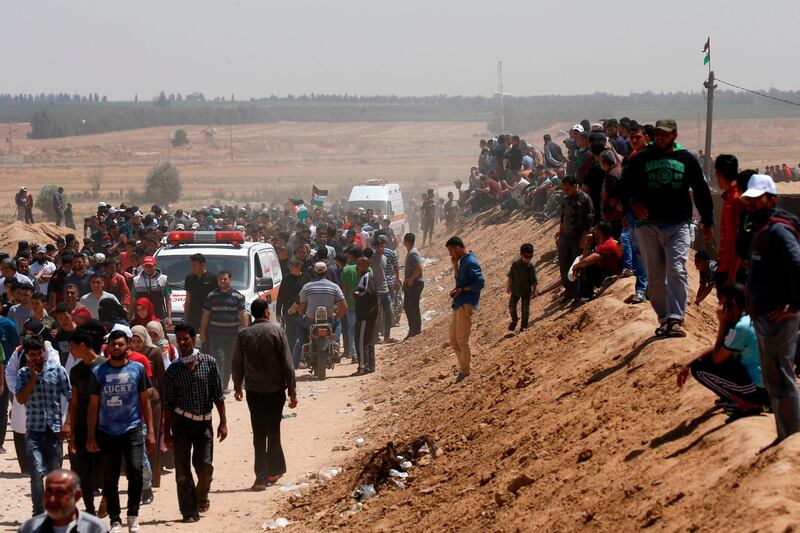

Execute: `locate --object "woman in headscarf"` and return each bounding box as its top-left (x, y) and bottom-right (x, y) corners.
top-left (131, 325), bottom-right (165, 490)
top-left (146, 320), bottom-right (177, 370)
top-left (131, 297), bottom-right (158, 327)
top-left (98, 297), bottom-right (129, 332)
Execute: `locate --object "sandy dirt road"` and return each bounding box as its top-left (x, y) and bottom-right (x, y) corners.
top-left (0, 359), bottom-right (382, 532)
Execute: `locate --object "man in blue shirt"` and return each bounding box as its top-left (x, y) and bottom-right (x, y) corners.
top-left (445, 237), bottom-right (484, 384)
top-left (0, 313), bottom-right (19, 454)
top-left (15, 335), bottom-right (72, 516)
top-left (87, 329), bottom-right (154, 533)
top-left (677, 284), bottom-right (768, 419)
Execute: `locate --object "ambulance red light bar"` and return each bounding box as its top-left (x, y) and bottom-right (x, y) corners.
top-left (167, 231), bottom-right (244, 246)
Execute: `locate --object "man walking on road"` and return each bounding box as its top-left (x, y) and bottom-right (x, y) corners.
top-left (232, 299), bottom-right (297, 491)
top-left (402, 233), bottom-right (424, 339)
top-left (200, 270), bottom-right (248, 391)
top-left (163, 323), bottom-right (227, 522)
top-left (621, 119), bottom-right (714, 338)
top-left (14, 335), bottom-right (72, 516)
top-left (353, 257), bottom-right (378, 375)
top-left (86, 329), bottom-right (155, 533)
top-left (445, 237), bottom-right (484, 384)
top-left (741, 174), bottom-right (800, 445)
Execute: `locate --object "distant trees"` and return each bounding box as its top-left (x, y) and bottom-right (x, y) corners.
top-left (87, 172), bottom-right (103, 198)
top-left (35, 184), bottom-right (62, 220)
top-left (144, 162), bottom-right (181, 204)
top-left (171, 129), bottom-right (189, 147)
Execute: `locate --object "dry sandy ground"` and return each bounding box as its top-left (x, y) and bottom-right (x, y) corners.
top-left (280, 213), bottom-right (800, 532)
top-left (0, 359), bottom-right (386, 531)
top-left (0, 117), bottom-right (798, 224)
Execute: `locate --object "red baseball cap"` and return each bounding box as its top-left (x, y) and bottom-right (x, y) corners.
top-left (142, 256), bottom-right (156, 266)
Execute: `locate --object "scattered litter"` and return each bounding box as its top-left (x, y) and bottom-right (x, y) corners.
top-left (317, 467), bottom-right (342, 482)
top-left (310, 388), bottom-right (328, 395)
top-left (336, 408), bottom-right (354, 414)
top-left (418, 443), bottom-right (431, 455)
top-left (282, 413), bottom-right (297, 419)
top-left (351, 436), bottom-right (436, 501)
top-left (261, 517), bottom-right (289, 529)
top-left (393, 480), bottom-right (407, 489)
top-left (388, 469), bottom-right (408, 479)
top-left (400, 461), bottom-right (413, 470)
top-left (353, 484), bottom-right (377, 502)
top-left (331, 445), bottom-right (351, 452)
top-left (351, 502), bottom-right (363, 513)
top-left (421, 257), bottom-right (439, 267)
top-left (423, 310), bottom-right (439, 322)
top-left (355, 437), bottom-right (366, 448)
top-left (279, 482), bottom-right (310, 492)
top-left (396, 455), bottom-right (405, 461)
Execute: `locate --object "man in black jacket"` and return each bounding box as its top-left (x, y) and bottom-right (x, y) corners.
top-left (276, 259), bottom-right (308, 354)
top-left (742, 174), bottom-right (800, 444)
top-left (232, 300), bottom-right (297, 490)
top-left (353, 257), bottom-right (378, 376)
top-left (621, 119), bottom-right (714, 338)
top-left (558, 176), bottom-right (594, 302)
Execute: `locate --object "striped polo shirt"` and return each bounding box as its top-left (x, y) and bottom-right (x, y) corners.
top-left (203, 288), bottom-right (246, 334)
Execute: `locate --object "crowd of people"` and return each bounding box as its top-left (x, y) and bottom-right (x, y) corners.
top-left (3, 114), bottom-right (800, 532)
top-left (0, 196), bottom-right (433, 531)
top-left (457, 116), bottom-right (800, 451)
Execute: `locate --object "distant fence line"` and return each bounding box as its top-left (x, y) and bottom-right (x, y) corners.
top-left (0, 155), bottom-right (23, 165)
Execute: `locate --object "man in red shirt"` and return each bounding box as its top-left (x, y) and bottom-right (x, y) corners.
top-left (101, 259), bottom-right (132, 308)
top-left (573, 221), bottom-right (622, 300)
top-left (714, 155), bottom-right (745, 286)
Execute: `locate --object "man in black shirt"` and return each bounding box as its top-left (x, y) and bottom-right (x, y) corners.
top-left (163, 323), bottom-right (227, 522)
top-left (64, 326), bottom-right (106, 515)
top-left (183, 254), bottom-right (217, 330)
top-left (353, 257), bottom-right (378, 375)
top-left (621, 119), bottom-right (714, 338)
top-left (51, 304), bottom-right (77, 367)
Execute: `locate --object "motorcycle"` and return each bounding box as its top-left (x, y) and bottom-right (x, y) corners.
top-left (302, 306), bottom-right (339, 379)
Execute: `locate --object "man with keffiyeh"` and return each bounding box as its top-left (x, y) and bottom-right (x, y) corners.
top-left (162, 322), bottom-right (227, 523)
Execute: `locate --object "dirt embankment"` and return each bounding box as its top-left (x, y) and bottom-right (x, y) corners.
top-left (0, 222), bottom-right (75, 254)
top-left (282, 213), bottom-right (800, 532)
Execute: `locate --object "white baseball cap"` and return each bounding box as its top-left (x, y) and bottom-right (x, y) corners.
top-left (742, 174), bottom-right (777, 198)
top-left (570, 124), bottom-right (585, 133)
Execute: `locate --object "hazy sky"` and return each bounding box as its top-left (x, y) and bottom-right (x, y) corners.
top-left (4, 0), bottom-right (799, 100)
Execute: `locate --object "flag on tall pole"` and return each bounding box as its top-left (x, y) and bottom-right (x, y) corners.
top-left (702, 37), bottom-right (711, 66)
top-left (312, 185), bottom-right (328, 208)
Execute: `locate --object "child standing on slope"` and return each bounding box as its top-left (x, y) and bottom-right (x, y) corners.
top-left (506, 243), bottom-right (538, 333)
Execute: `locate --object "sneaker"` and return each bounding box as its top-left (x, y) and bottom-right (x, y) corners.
top-left (620, 268), bottom-right (634, 278)
top-left (110, 521), bottom-right (123, 533)
top-left (507, 321), bottom-right (517, 332)
top-left (630, 291), bottom-right (647, 304)
top-left (127, 516), bottom-right (140, 533)
top-left (384, 337), bottom-right (400, 344)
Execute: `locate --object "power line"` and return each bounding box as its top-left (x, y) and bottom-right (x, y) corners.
top-left (715, 78), bottom-right (800, 108)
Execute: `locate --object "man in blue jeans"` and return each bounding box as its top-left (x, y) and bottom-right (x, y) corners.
top-left (87, 329), bottom-right (155, 533)
top-left (741, 174), bottom-right (800, 445)
top-left (621, 119), bottom-right (714, 338)
top-left (370, 237), bottom-right (398, 343)
top-left (14, 335), bottom-right (71, 516)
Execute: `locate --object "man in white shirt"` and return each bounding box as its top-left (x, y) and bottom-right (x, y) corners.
top-left (78, 274), bottom-right (119, 320)
top-left (29, 247), bottom-right (56, 297)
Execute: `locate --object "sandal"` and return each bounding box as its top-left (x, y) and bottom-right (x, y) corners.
top-left (666, 321), bottom-right (687, 338)
top-left (654, 324), bottom-right (668, 337)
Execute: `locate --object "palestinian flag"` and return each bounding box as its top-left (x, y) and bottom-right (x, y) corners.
top-left (702, 38), bottom-right (710, 65)
top-left (290, 198), bottom-right (309, 221)
top-left (312, 185), bottom-right (328, 207)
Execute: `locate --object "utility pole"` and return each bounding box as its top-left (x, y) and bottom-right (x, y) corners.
top-left (7, 122), bottom-right (12, 155)
top-left (497, 61), bottom-right (504, 132)
top-left (703, 70), bottom-right (716, 181)
top-left (229, 125), bottom-right (234, 162)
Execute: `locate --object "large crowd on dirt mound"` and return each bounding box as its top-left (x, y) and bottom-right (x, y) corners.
top-left (3, 116), bottom-right (800, 533)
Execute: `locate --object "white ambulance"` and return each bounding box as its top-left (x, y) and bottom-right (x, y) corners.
top-left (347, 179), bottom-right (407, 235)
top-left (154, 231), bottom-right (283, 328)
